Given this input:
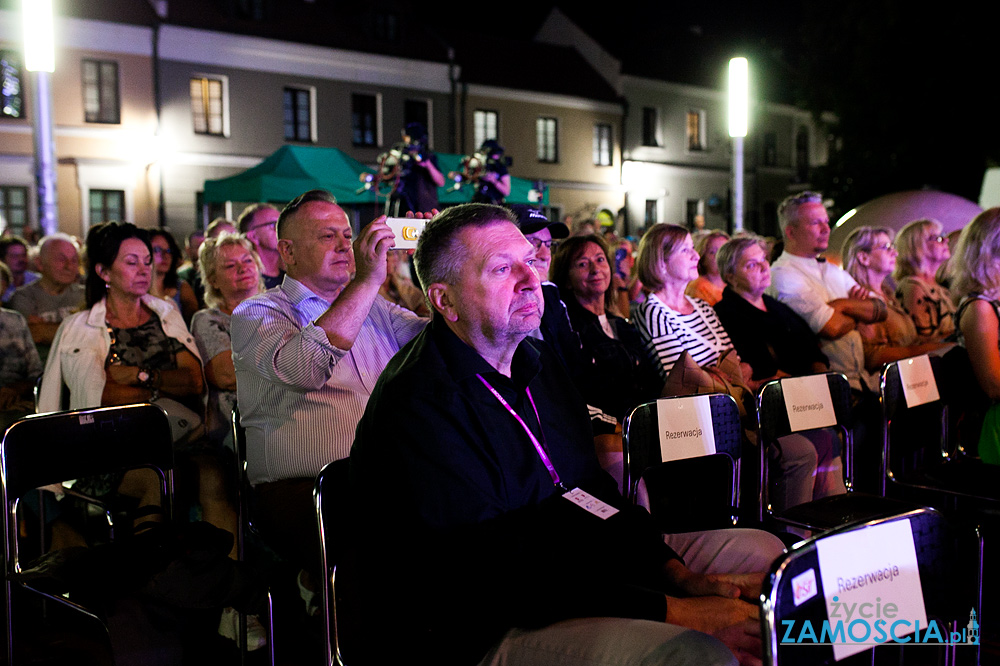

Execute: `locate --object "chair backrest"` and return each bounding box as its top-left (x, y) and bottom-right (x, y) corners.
top-left (232, 404), bottom-right (252, 559)
top-left (757, 373), bottom-right (854, 509)
top-left (881, 357), bottom-right (950, 487)
top-left (761, 506), bottom-right (981, 666)
top-left (315, 458), bottom-right (351, 666)
top-left (622, 393), bottom-right (741, 532)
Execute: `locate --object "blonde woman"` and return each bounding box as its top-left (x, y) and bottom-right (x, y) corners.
top-left (844, 226), bottom-right (950, 371)
top-left (952, 209), bottom-right (1000, 464)
top-left (893, 218), bottom-right (956, 341)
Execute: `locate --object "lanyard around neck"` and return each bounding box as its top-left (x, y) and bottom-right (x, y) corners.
top-left (476, 374), bottom-right (566, 490)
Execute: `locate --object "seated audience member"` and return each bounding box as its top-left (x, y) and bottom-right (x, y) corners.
top-left (610, 236), bottom-right (643, 316)
top-left (178, 228), bottom-right (207, 306)
top-left (893, 218), bottom-right (956, 341)
top-left (8, 233), bottom-right (84, 363)
top-left (347, 203), bottom-right (777, 666)
top-left (0, 260), bottom-right (42, 430)
top-left (206, 217), bottom-right (237, 239)
top-left (39, 222), bottom-right (207, 524)
top-left (191, 234), bottom-right (265, 447)
top-left (685, 231), bottom-right (729, 306)
top-left (765, 193), bottom-right (889, 491)
top-left (953, 209), bottom-right (1000, 464)
top-left (511, 205), bottom-right (584, 375)
top-left (843, 226), bottom-right (951, 371)
top-left (550, 234), bottom-right (661, 423)
top-left (379, 248), bottom-right (427, 315)
top-left (149, 229), bottom-right (199, 324)
top-left (633, 224), bottom-right (732, 378)
top-left (714, 237), bottom-right (846, 509)
top-left (1, 236), bottom-right (40, 302)
top-left (238, 203), bottom-right (284, 289)
top-left (230, 190), bottom-right (426, 583)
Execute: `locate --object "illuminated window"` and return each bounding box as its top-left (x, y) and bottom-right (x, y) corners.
top-left (642, 107), bottom-right (658, 146)
top-left (83, 60), bottom-right (120, 124)
top-left (0, 186), bottom-right (28, 236)
top-left (190, 76), bottom-right (226, 136)
top-left (352, 93), bottom-right (378, 146)
top-left (1, 50), bottom-right (23, 119)
top-left (89, 189), bottom-right (125, 225)
top-left (284, 87), bottom-right (315, 142)
top-left (593, 124), bottom-right (612, 166)
top-left (687, 110), bottom-right (706, 151)
top-left (537, 117), bottom-right (558, 163)
top-left (474, 109), bottom-right (498, 148)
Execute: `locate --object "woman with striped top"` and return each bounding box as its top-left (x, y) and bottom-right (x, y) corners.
top-left (633, 224), bottom-right (732, 378)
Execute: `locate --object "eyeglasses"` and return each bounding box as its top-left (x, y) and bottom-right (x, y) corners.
top-left (928, 235), bottom-right (948, 244)
top-left (152, 247), bottom-right (173, 256)
top-left (527, 237), bottom-right (559, 250)
top-left (871, 242), bottom-right (893, 251)
top-left (249, 221), bottom-right (277, 233)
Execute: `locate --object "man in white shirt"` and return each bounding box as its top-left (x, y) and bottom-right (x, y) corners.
top-left (231, 190), bottom-right (426, 577)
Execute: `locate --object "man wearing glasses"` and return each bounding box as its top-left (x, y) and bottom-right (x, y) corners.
top-left (238, 203), bottom-right (284, 288)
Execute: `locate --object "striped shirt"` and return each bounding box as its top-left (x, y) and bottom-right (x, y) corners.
top-left (634, 293), bottom-right (731, 379)
top-left (231, 276), bottom-right (427, 485)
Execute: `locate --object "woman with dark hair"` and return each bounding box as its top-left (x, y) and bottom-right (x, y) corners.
top-left (149, 228), bottom-right (199, 324)
top-left (39, 221), bottom-right (203, 416)
top-left (550, 235), bottom-right (661, 424)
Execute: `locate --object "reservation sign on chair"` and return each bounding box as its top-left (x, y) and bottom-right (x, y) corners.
top-left (897, 355), bottom-right (940, 408)
top-left (814, 519), bottom-right (927, 660)
top-left (781, 375), bottom-right (837, 432)
top-left (656, 394), bottom-right (715, 462)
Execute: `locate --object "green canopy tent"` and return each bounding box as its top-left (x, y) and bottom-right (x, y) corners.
top-left (202, 145), bottom-right (548, 207)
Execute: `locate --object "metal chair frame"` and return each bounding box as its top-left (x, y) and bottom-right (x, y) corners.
top-left (622, 393), bottom-right (742, 532)
top-left (314, 459), bottom-right (351, 666)
top-left (1, 403), bottom-right (174, 665)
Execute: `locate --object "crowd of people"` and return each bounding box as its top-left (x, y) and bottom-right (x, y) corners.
top-left (1, 188), bottom-right (998, 664)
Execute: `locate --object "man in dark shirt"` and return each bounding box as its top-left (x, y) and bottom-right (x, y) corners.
top-left (345, 204), bottom-right (764, 666)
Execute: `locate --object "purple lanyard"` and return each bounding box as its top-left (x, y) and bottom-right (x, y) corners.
top-left (477, 374), bottom-right (566, 490)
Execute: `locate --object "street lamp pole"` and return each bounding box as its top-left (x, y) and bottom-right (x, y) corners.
top-left (23, 0), bottom-right (58, 236)
top-left (728, 57), bottom-right (748, 233)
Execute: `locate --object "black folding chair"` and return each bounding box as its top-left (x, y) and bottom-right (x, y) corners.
top-left (757, 373), bottom-right (918, 532)
top-left (314, 458), bottom-right (352, 666)
top-left (761, 506), bottom-right (981, 666)
top-left (2, 403), bottom-right (174, 665)
top-left (622, 393), bottom-right (742, 533)
top-left (232, 404), bottom-right (276, 664)
top-left (882, 357), bottom-right (1000, 506)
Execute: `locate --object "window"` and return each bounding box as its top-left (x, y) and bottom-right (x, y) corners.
top-left (82, 60), bottom-right (120, 124)
top-left (644, 199), bottom-right (658, 225)
top-left (641, 107), bottom-right (658, 147)
top-left (536, 117), bottom-right (558, 163)
top-left (686, 110), bottom-right (705, 151)
top-left (685, 199), bottom-right (704, 229)
top-left (89, 189), bottom-right (125, 225)
top-left (190, 76), bottom-right (226, 136)
top-left (404, 99), bottom-right (429, 133)
top-left (763, 131), bottom-right (777, 167)
top-left (284, 87), bottom-right (315, 142)
top-left (0, 186), bottom-right (28, 236)
top-left (352, 93), bottom-right (379, 147)
top-left (474, 110), bottom-right (498, 148)
top-left (593, 124), bottom-right (612, 166)
top-left (1, 50), bottom-right (23, 119)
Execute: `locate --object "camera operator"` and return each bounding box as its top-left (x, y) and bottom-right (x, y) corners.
top-left (471, 139), bottom-right (512, 205)
top-left (391, 122), bottom-right (445, 214)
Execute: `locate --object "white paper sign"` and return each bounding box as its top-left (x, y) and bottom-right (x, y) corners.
top-left (656, 395), bottom-right (715, 463)
top-left (898, 355), bottom-right (940, 408)
top-left (782, 375), bottom-right (837, 432)
top-left (815, 519), bottom-right (927, 661)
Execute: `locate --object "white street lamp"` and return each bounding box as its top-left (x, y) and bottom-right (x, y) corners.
top-left (729, 57), bottom-right (748, 233)
top-left (23, 0), bottom-right (58, 235)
